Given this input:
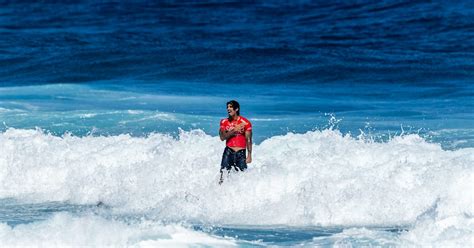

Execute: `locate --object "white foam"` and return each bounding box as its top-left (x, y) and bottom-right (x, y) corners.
top-left (0, 128), bottom-right (473, 244)
top-left (127, 110), bottom-right (144, 115)
top-left (399, 171), bottom-right (474, 246)
top-left (311, 227), bottom-right (400, 247)
top-left (119, 113), bottom-right (180, 124)
top-left (0, 213), bottom-right (236, 247)
top-left (401, 215), bottom-right (473, 246)
top-left (77, 113), bottom-right (97, 118)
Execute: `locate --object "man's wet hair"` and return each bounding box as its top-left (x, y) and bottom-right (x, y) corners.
top-left (227, 100), bottom-right (240, 115)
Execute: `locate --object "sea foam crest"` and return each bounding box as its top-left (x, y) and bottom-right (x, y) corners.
top-left (0, 213), bottom-right (236, 247)
top-left (0, 128), bottom-right (472, 228)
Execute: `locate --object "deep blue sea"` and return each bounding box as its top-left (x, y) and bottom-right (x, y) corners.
top-left (0, 1), bottom-right (473, 247)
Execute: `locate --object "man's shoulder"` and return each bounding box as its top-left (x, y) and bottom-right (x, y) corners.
top-left (240, 116), bottom-right (251, 124)
top-left (220, 118), bottom-right (229, 124)
top-left (240, 116), bottom-right (250, 122)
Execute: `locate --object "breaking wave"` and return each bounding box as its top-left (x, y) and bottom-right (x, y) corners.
top-left (0, 128), bottom-right (472, 245)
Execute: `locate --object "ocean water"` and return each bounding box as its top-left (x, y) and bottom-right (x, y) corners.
top-left (0, 1), bottom-right (473, 247)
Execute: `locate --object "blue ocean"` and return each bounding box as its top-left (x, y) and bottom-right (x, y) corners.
top-left (0, 1), bottom-right (473, 247)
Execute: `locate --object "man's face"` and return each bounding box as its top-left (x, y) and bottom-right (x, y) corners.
top-left (227, 104), bottom-right (237, 117)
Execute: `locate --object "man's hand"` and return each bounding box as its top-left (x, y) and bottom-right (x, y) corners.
top-left (233, 123), bottom-right (245, 133)
top-left (246, 153), bottom-right (252, 164)
top-left (220, 123), bottom-right (246, 141)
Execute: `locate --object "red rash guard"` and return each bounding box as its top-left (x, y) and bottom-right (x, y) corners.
top-left (220, 116), bottom-right (252, 148)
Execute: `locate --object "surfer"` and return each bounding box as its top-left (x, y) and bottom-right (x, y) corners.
top-left (218, 100), bottom-right (252, 184)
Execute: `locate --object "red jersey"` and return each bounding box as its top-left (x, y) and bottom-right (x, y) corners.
top-left (220, 116), bottom-right (252, 148)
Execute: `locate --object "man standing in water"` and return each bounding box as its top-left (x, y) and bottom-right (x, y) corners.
top-left (219, 100), bottom-right (252, 184)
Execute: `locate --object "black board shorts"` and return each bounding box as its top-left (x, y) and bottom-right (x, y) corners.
top-left (220, 147), bottom-right (247, 171)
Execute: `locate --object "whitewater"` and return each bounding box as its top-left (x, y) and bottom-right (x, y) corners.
top-left (1, 127), bottom-right (472, 246)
